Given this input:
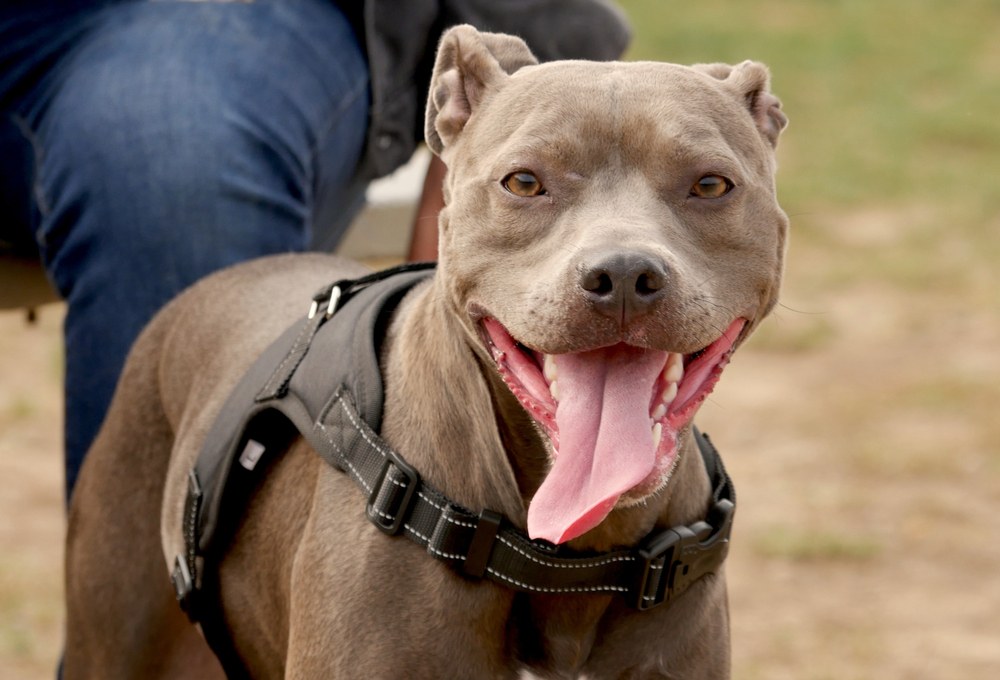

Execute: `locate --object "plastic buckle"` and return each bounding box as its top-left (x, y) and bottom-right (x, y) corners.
top-left (632, 521), bottom-right (713, 611)
top-left (366, 449), bottom-right (420, 535)
top-left (669, 500), bottom-right (734, 597)
top-left (633, 527), bottom-right (683, 610)
top-left (632, 497), bottom-right (736, 611)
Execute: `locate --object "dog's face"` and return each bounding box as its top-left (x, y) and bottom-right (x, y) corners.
top-left (426, 26), bottom-right (789, 545)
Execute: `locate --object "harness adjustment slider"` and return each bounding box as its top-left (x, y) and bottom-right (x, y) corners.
top-left (366, 448), bottom-right (420, 535)
top-left (462, 509), bottom-right (503, 578)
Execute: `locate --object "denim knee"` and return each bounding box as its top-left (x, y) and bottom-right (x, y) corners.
top-left (27, 0), bottom-right (371, 499)
top-left (34, 3), bottom-right (369, 299)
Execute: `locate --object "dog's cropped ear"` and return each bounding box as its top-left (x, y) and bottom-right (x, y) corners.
top-left (425, 25), bottom-right (538, 155)
top-left (695, 60), bottom-right (788, 148)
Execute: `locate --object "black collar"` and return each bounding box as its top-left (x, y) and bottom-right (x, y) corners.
top-left (172, 263), bottom-right (735, 674)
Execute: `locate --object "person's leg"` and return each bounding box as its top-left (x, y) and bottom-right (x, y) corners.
top-left (18, 0), bottom-right (370, 500)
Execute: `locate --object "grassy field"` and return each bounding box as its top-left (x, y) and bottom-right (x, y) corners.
top-left (626, 0), bottom-right (1000, 311)
top-left (2, 1), bottom-right (999, 677)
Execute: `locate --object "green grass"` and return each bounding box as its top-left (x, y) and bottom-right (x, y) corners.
top-left (1, 396), bottom-right (36, 422)
top-left (0, 563), bottom-right (61, 664)
top-left (746, 313), bottom-right (837, 353)
top-left (618, 0), bottom-right (1000, 264)
top-left (751, 525), bottom-right (883, 561)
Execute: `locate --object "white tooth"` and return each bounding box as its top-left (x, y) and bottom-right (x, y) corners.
top-left (543, 354), bottom-right (558, 382)
top-left (652, 403), bottom-right (667, 421)
top-left (661, 382), bottom-right (678, 404)
top-left (666, 353), bottom-right (684, 384)
top-left (651, 422), bottom-right (662, 448)
top-left (550, 379), bottom-right (560, 402)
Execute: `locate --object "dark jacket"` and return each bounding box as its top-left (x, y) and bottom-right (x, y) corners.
top-left (354, 0), bottom-right (632, 180)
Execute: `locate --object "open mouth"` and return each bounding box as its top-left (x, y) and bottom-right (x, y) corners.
top-left (481, 317), bottom-right (745, 544)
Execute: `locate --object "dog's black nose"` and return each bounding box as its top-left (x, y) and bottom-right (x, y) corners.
top-left (578, 251), bottom-right (668, 322)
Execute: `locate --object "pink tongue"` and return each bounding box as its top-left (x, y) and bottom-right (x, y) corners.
top-left (527, 345), bottom-right (668, 544)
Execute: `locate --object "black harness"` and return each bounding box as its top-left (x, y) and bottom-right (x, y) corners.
top-left (170, 263), bottom-right (736, 677)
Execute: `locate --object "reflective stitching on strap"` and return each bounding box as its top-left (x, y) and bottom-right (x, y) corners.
top-left (416, 491), bottom-right (476, 528)
top-left (335, 400), bottom-right (478, 531)
top-left (339, 398), bottom-right (392, 459)
top-left (496, 535), bottom-right (635, 569)
top-left (371, 507), bottom-right (394, 520)
top-left (318, 398), bottom-right (472, 535)
top-left (485, 568), bottom-right (628, 594)
top-left (314, 420), bottom-right (372, 494)
top-left (404, 524), bottom-right (464, 561)
top-left (372, 471), bottom-right (411, 523)
top-left (335, 396), bottom-right (636, 572)
top-left (258, 317), bottom-right (316, 398)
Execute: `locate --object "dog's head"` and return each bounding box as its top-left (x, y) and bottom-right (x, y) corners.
top-left (426, 26), bottom-right (789, 545)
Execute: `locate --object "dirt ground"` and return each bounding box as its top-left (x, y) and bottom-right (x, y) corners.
top-left (1, 219), bottom-right (998, 679)
top-left (0, 304), bottom-right (65, 680)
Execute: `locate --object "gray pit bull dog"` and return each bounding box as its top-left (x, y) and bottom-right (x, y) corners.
top-left (65, 25), bottom-right (788, 679)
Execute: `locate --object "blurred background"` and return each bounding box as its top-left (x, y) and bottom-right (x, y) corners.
top-left (1, 0), bottom-right (997, 677)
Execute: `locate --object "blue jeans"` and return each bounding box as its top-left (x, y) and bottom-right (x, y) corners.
top-left (1, 0), bottom-right (371, 501)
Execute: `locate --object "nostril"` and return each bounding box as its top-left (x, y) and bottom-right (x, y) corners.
top-left (636, 270), bottom-right (665, 296)
top-left (582, 271), bottom-right (615, 296)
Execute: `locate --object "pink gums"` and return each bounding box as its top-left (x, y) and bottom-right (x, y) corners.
top-left (483, 317), bottom-right (745, 544)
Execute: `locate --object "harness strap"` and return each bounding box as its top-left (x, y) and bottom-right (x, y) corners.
top-left (173, 263), bottom-right (436, 680)
top-left (310, 387), bottom-right (734, 608)
top-left (171, 263), bottom-right (736, 676)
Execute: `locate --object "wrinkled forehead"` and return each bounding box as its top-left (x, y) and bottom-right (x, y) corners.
top-left (509, 61), bottom-right (729, 113)
top-left (467, 61), bottom-right (761, 171)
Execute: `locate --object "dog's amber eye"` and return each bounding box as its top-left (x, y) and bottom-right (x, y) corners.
top-left (502, 172), bottom-right (545, 197)
top-left (690, 175), bottom-right (733, 199)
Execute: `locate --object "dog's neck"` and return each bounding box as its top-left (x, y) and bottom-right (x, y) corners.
top-left (377, 276), bottom-right (729, 675)
top-left (378, 279), bottom-right (526, 523)
top-left (380, 278), bottom-right (714, 554)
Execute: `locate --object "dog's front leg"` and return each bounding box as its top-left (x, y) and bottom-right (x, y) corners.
top-left (281, 465), bottom-right (521, 679)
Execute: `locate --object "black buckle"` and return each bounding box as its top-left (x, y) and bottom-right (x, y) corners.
top-left (632, 499), bottom-right (734, 611)
top-left (366, 450), bottom-right (420, 535)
